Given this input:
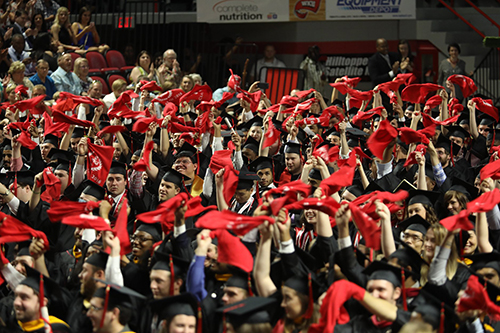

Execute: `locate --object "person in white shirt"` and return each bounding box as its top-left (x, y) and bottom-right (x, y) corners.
top-left (249, 45), bottom-right (286, 83)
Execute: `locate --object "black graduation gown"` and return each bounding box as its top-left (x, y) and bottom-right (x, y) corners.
top-left (65, 292), bottom-right (93, 333)
top-left (334, 310), bottom-right (410, 333)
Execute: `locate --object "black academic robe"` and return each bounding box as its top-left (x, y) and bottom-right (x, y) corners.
top-left (334, 310), bottom-right (410, 333)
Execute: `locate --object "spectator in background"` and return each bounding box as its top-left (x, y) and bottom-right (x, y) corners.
top-left (8, 34), bottom-right (30, 69)
top-left (51, 7), bottom-right (83, 54)
top-left (73, 57), bottom-right (92, 93)
top-left (5, 60), bottom-right (34, 92)
top-left (300, 45), bottom-right (327, 93)
top-left (30, 31), bottom-right (58, 72)
top-left (250, 44), bottom-right (286, 83)
top-left (158, 49), bottom-right (181, 86)
top-left (0, 33), bottom-right (11, 77)
top-left (29, 59), bottom-right (56, 100)
top-left (0, 0), bottom-right (10, 29)
top-left (368, 38), bottom-right (400, 87)
top-left (51, 53), bottom-right (82, 95)
top-left (438, 43), bottom-right (467, 101)
top-left (28, 11), bottom-right (48, 46)
top-left (103, 78), bottom-right (127, 108)
top-left (130, 50), bottom-right (155, 85)
top-left (189, 73), bottom-right (202, 85)
top-left (179, 75), bottom-right (194, 93)
top-left (398, 40), bottom-right (414, 74)
top-left (72, 7), bottom-right (109, 54)
top-left (33, 0), bottom-right (59, 22)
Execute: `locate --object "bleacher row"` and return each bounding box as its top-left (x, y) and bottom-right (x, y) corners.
top-left (69, 50), bottom-right (134, 95)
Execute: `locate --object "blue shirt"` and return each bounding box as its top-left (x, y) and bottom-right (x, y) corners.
top-left (212, 86), bottom-right (239, 104)
top-left (30, 73), bottom-right (57, 100)
top-left (50, 67), bottom-right (82, 96)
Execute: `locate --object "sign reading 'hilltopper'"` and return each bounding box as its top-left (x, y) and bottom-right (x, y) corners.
top-left (197, 0), bottom-right (415, 23)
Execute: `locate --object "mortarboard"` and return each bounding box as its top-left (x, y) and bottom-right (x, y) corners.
top-left (46, 148), bottom-right (74, 173)
top-left (363, 260), bottom-right (415, 288)
top-left (17, 242), bottom-right (32, 257)
top-left (446, 125), bottom-right (470, 140)
top-left (389, 242), bottom-right (428, 280)
top-left (0, 174), bottom-right (9, 187)
top-left (322, 126), bottom-right (340, 140)
top-left (479, 114), bottom-right (496, 127)
top-left (242, 136), bottom-right (260, 155)
top-left (71, 127), bottom-right (85, 139)
top-left (43, 133), bottom-right (59, 146)
top-left (407, 189), bottom-right (441, 207)
top-left (397, 214), bottom-right (431, 236)
top-left (7, 170), bottom-right (36, 188)
top-left (237, 166), bottom-right (260, 190)
top-left (308, 168), bottom-right (322, 181)
top-left (411, 284), bottom-right (458, 331)
top-left (81, 179), bottom-right (106, 201)
top-left (226, 266), bottom-right (255, 296)
top-left (435, 133), bottom-right (460, 156)
top-left (486, 129), bottom-right (500, 143)
top-left (175, 142), bottom-right (199, 162)
top-left (248, 156), bottom-right (273, 173)
top-left (162, 167), bottom-right (191, 188)
top-left (363, 181), bottom-right (383, 194)
top-left (466, 251), bottom-right (500, 276)
top-left (149, 292), bottom-right (200, 321)
top-left (93, 280), bottom-right (146, 315)
top-left (241, 117), bottom-right (263, 130)
top-left (284, 142), bottom-right (303, 156)
top-left (20, 265), bottom-right (62, 302)
top-left (108, 160), bottom-right (127, 177)
top-left (344, 183), bottom-right (363, 198)
top-left (283, 272), bottom-right (321, 319)
top-left (136, 223), bottom-right (162, 242)
top-left (449, 176), bottom-right (478, 200)
top-left (217, 297), bottom-right (276, 330)
top-left (85, 250), bottom-right (109, 270)
top-left (151, 251), bottom-right (190, 295)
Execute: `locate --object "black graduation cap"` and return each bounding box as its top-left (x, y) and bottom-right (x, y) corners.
top-left (149, 293), bottom-right (199, 321)
top-left (446, 125), bottom-right (470, 140)
top-left (411, 284), bottom-right (458, 331)
top-left (85, 250), bottom-right (109, 270)
top-left (7, 170), bottom-right (36, 187)
top-left (175, 142), bottom-right (200, 163)
top-left (458, 112), bottom-right (469, 126)
top-left (283, 141), bottom-right (303, 156)
top-left (93, 280), bottom-right (146, 309)
top-left (242, 136), bottom-right (259, 155)
top-left (423, 164), bottom-right (435, 181)
top-left (363, 181), bottom-right (383, 194)
top-left (486, 129), bottom-right (500, 143)
top-left (397, 214), bottom-right (431, 236)
top-left (344, 183), bottom-right (363, 198)
top-left (322, 126), bottom-right (340, 141)
top-left (363, 260), bottom-right (413, 288)
top-left (108, 160), bottom-right (127, 177)
top-left (284, 272), bottom-right (321, 300)
top-left (242, 117), bottom-right (263, 130)
top-left (374, 173), bottom-right (401, 192)
top-left (308, 168), bottom-right (323, 181)
top-left (479, 114), bottom-right (496, 127)
top-left (449, 176), bottom-right (478, 200)
top-left (226, 266), bottom-right (254, 295)
top-left (98, 121), bottom-right (111, 130)
top-left (162, 167), bottom-right (191, 188)
top-left (151, 251), bottom-right (190, 276)
top-left (71, 127), bottom-right (85, 139)
top-left (17, 242), bottom-right (31, 257)
top-left (0, 174), bottom-right (10, 187)
top-left (435, 133), bottom-right (460, 156)
top-left (346, 128), bottom-right (368, 148)
top-left (217, 297), bottom-right (276, 329)
top-left (389, 242), bottom-right (428, 280)
top-left (20, 265), bottom-right (62, 302)
top-left (81, 179), bottom-right (106, 201)
top-left (43, 133), bottom-right (59, 146)
top-left (47, 149), bottom-right (74, 172)
top-left (407, 189), bottom-right (441, 207)
top-left (237, 166), bottom-right (260, 190)
top-left (393, 179), bottom-right (417, 193)
top-left (248, 156), bottom-right (273, 173)
top-left (466, 251), bottom-right (500, 276)
top-left (136, 223), bottom-right (162, 242)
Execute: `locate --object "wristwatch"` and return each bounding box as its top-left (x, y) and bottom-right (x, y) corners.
top-left (0, 190), bottom-right (10, 196)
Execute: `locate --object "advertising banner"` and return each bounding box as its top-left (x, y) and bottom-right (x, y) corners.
top-left (323, 54), bottom-right (372, 81)
top-left (326, 0), bottom-right (416, 20)
top-left (289, 0), bottom-right (326, 21)
top-left (197, 0), bottom-right (289, 23)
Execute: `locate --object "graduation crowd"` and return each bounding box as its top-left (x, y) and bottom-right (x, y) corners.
top-left (2, 42), bottom-right (500, 333)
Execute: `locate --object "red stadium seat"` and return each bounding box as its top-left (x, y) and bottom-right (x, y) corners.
top-left (105, 50), bottom-right (134, 74)
top-left (91, 76), bottom-right (110, 95)
top-left (69, 52), bottom-right (81, 69)
top-left (108, 74), bottom-right (127, 89)
top-left (86, 51), bottom-right (119, 76)
top-left (262, 67), bottom-right (304, 104)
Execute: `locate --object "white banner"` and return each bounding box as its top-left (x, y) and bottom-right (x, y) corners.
top-left (197, 0), bottom-right (289, 23)
top-left (326, 0), bottom-right (415, 20)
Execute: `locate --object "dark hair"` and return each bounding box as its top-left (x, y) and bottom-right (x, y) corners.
top-left (135, 50), bottom-right (151, 68)
top-left (31, 11), bottom-right (47, 32)
top-left (32, 32), bottom-right (52, 51)
top-left (15, 9), bottom-right (28, 18)
top-left (448, 43), bottom-right (461, 54)
top-left (78, 6), bottom-right (92, 23)
top-left (398, 40), bottom-right (413, 60)
top-left (115, 305), bottom-right (132, 326)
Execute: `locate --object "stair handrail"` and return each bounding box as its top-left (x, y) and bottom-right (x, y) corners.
top-left (464, 0), bottom-right (500, 35)
top-left (437, 0), bottom-right (486, 38)
top-left (471, 47), bottom-right (495, 76)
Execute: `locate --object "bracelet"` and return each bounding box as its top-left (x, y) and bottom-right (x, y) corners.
top-left (78, 154), bottom-right (86, 157)
top-left (33, 191), bottom-right (41, 194)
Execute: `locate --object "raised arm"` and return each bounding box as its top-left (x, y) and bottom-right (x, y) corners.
top-left (254, 219), bottom-right (278, 297)
top-left (215, 169), bottom-right (228, 211)
top-left (378, 200), bottom-right (397, 258)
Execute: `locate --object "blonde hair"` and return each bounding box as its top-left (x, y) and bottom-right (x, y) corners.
top-left (5, 85), bottom-right (15, 95)
top-left (54, 7), bottom-right (69, 27)
top-left (73, 58), bottom-right (88, 77)
top-left (33, 84), bottom-right (46, 93)
top-left (8, 61), bottom-right (25, 75)
top-left (111, 79), bottom-right (127, 92)
top-left (420, 223), bottom-right (458, 285)
top-left (282, 289), bottom-right (319, 333)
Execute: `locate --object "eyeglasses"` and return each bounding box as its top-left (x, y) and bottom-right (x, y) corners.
top-left (89, 304), bottom-right (104, 312)
top-left (402, 233), bottom-right (423, 243)
top-left (174, 159), bottom-right (192, 166)
top-left (131, 235), bottom-right (154, 243)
